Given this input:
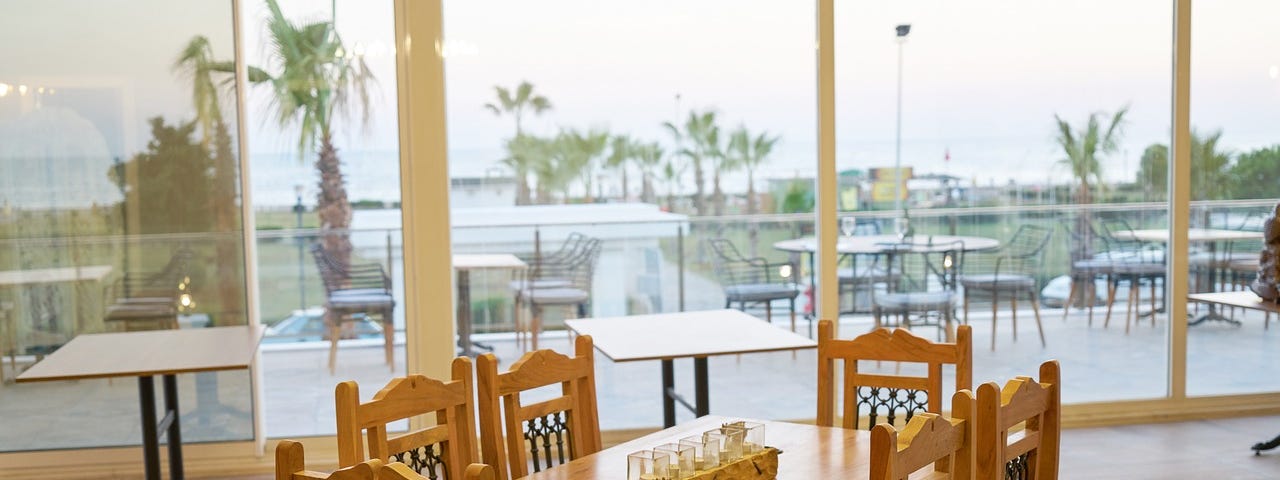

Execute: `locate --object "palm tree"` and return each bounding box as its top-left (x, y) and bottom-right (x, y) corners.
top-left (726, 126), bottom-right (779, 217)
top-left (257, 0), bottom-right (375, 271)
top-left (559, 128), bottom-right (610, 202)
top-left (1054, 106), bottom-right (1126, 262)
top-left (605, 135), bottom-right (634, 201)
top-left (485, 81), bottom-right (552, 205)
top-left (660, 157), bottom-right (687, 212)
top-left (633, 141), bottom-right (665, 204)
top-left (663, 109), bottom-right (720, 216)
top-left (727, 126), bottom-right (780, 256)
top-left (174, 35), bottom-right (250, 323)
top-left (1135, 129), bottom-right (1232, 201)
top-left (1053, 106), bottom-right (1128, 207)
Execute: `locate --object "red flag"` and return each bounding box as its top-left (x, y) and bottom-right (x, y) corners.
top-left (944, 148), bottom-right (951, 162)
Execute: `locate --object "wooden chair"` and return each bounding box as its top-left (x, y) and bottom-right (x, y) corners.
top-left (312, 243), bottom-right (396, 374)
top-left (276, 440), bottom-right (384, 480)
top-left (335, 357), bottom-right (479, 480)
top-left (277, 440), bottom-right (497, 480)
top-left (477, 335), bottom-right (602, 479)
top-left (974, 360), bottom-right (1060, 480)
top-left (817, 320), bottom-right (972, 430)
top-left (869, 390), bottom-right (975, 480)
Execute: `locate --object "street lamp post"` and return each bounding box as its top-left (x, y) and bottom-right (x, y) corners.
top-left (294, 184), bottom-right (306, 312)
top-left (893, 24), bottom-right (911, 215)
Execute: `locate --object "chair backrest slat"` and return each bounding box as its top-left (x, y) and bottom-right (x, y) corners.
top-left (477, 335), bottom-right (601, 480)
top-left (869, 390), bottom-right (975, 480)
top-left (818, 320), bottom-right (972, 430)
top-left (335, 357), bottom-right (479, 480)
top-left (975, 360), bottom-right (1060, 480)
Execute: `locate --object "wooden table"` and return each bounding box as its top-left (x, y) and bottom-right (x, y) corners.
top-left (522, 415), bottom-right (944, 479)
top-left (1119, 229), bottom-right (1261, 325)
top-left (16, 325), bottom-right (263, 480)
top-left (0, 265), bottom-right (113, 333)
top-left (454, 254), bottom-right (527, 357)
top-left (775, 235), bottom-right (999, 318)
top-left (1186, 291), bottom-right (1280, 455)
top-left (565, 310), bottom-right (816, 428)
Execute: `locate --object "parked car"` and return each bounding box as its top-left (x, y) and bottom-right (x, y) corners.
top-left (264, 308), bottom-right (384, 343)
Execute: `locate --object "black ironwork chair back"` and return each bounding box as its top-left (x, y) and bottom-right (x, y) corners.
top-left (964, 225), bottom-right (1051, 282)
top-left (708, 238), bottom-right (791, 288)
top-left (885, 239), bottom-right (965, 295)
top-left (1097, 218), bottom-right (1162, 263)
top-left (311, 243), bottom-right (391, 295)
top-left (816, 321), bottom-right (973, 432)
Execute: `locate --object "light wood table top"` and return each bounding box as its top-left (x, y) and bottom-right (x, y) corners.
top-left (774, 234), bottom-right (999, 254)
top-left (1188, 291), bottom-right (1280, 314)
top-left (452, 254), bottom-right (527, 270)
top-left (16, 325), bottom-right (263, 382)
top-left (522, 415), bottom-right (945, 479)
top-left (564, 309), bottom-right (816, 362)
top-left (0, 265), bottom-right (113, 286)
top-left (1118, 228), bottom-right (1260, 243)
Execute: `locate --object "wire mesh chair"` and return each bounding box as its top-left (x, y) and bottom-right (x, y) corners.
top-left (872, 240), bottom-right (966, 342)
top-left (708, 238), bottom-right (802, 332)
top-left (312, 243), bottom-right (396, 374)
top-left (1096, 219), bottom-right (1165, 333)
top-left (960, 225), bottom-right (1052, 350)
top-left (514, 237), bottom-right (601, 351)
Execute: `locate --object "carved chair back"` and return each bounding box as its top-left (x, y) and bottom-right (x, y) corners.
top-left (335, 357), bottom-right (479, 480)
top-left (817, 320), bottom-right (972, 430)
top-left (869, 390), bottom-right (975, 480)
top-left (276, 440), bottom-right (383, 480)
top-left (476, 335), bottom-right (602, 480)
top-left (975, 360), bottom-right (1060, 480)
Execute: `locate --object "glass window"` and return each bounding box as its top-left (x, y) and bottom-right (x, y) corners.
top-left (444, 0), bottom-right (817, 429)
top-left (835, 0), bottom-right (1172, 404)
top-left (1185, 0), bottom-right (1280, 397)
top-left (0, 0), bottom-right (250, 450)
top-left (239, 0), bottom-right (406, 438)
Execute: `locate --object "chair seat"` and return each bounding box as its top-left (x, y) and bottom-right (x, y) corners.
top-left (724, 283), bottom-right (801, 302)
top-left (874, 291), bottom-right (957, 311)
top-left (105, 303), bottom-right (176, 320)
top-left (960, 274), bottom-right (1036, 290)
top-left (837, 266), bottom-right (898, 283)
top-left (1070, 259), bottom-right (1114, 274)
top-left (509, 279), bottom-right (573, 291)
top-left (330, 288), bottom-right (391, 297)
top-left (1229, 258), bottom-right (1259, 272)
top-left (1112, 262), bottom-right (1165, 276)
top-left (522, 287), bottom-right (589, 305)
top-left (327, 293), bottom-right (396, 310)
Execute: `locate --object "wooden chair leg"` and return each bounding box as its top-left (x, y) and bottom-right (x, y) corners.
top-left (531, 305), bottom-right (542, 351)
top-left (1150, 278), bottom-right (1158, 328)
top-left (990, 292), bottom-right (999, 352)
top-left (327, 312), bottom-right (340, 375)
top-left (1125, 281), bottom-right (1136, 335)
top-left (1062, 278), bottom-right (1077, 322)
top-left (963, 290), bottom-right (970, 325)
top-left (383, 310), bottom-right (394, 372)
top-left (1104, 279), bottom-right (1118, 328)
top-left (1030, 289), bottom-right (1045, 347)
top-left (1086, 278), bottom-right (1096, 326)
top-left (1011, 294), bottom-right (1019, 342)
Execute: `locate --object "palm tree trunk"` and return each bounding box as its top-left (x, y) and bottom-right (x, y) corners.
top-left (693, 160), bottom-right (706, 216)
top-left (515, 167), bottom-right (532, 205)
top-left (316, 132), bottom-right (354, 272)
top-left (641, 173), bottom-right (654, 204)
top-left (620, 167), bottom-right (629, 201)
top-left (712, 171), bottom-right (725, 216)
top-left (747, 170), bottom-right (759, 257)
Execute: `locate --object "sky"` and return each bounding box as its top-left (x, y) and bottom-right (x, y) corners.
top-left (2, 0), bottom-right (1278, 208)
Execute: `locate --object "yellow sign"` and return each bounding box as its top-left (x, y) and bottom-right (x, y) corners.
top-left (870, 167), bottom-right (913, 181)
top-left (871, 181), bottom-right (906, 202)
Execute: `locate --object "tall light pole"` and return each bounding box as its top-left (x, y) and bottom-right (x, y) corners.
top-left (294, 183), bottom-right (306, 312)
top-left (893, 24), bottom-right (911, 214)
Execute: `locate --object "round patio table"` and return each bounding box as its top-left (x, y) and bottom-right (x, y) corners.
top-left (773, 234), bottom-right (1001, 320)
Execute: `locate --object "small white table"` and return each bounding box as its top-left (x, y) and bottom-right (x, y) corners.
top-left (565, 309), bottom-right (816, 428)
top-left (17, 325), bottom-right (263, 480)
top-left (453, 254), bottom-right (527, 357)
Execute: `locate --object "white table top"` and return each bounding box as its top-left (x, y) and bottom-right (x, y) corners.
top-left (1118, 228), bottom-right (1260, 243)
top-left (452, 254), bottom-right (527, 270)
top-left (773, 234), bottom-right (1000, 255)
top-left (1188, 291), bottom-right (1280, 313)
top-left (16, 325), bottom-right (263, 382)
top-left (564, 309), bottom-right (816, 362)
top-left (0, 265), bottom-right (113, 287)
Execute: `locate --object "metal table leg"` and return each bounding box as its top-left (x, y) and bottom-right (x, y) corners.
top-left (693, 357), bottom-right (709, 417)
top-left (138, 376), bottom-right (161, 480)
top-left (163, 374), bottom-right (184, 480)
top-left (662, 360), bottom-right (676, 428)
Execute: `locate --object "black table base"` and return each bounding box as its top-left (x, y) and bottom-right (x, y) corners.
top-left (1253, 434), bottom-right (1280, 455)
top-left (138, 374), bottom-right (183, 480)
top-left (661, 357), bottom-right (709, 428)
